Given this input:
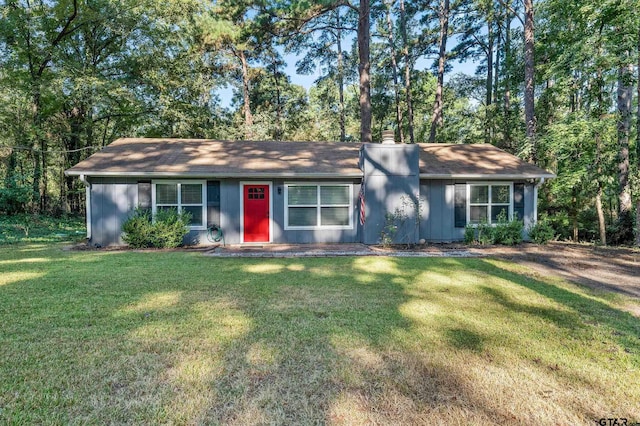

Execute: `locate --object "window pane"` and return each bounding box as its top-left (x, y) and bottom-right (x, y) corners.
top-left (320, 185), bottom-right (349, 205)
top-left (157, 206), bottom-right (178, 213)
top-left (470, 206), bottom-right (488, 223)
top-left (321, 207), bottom-right (349, 226)
top-left (288, 186), bottom-right (317, 205)
top-left (182, 184), bottom-right (202, 204)
top-left (156, 184), bottom-right (178, 204)
top-left (470, 186), bottom-right (488, 203)
top-left (183, 206), bottom-right (203, 226)
top-left (491, 206), bottom-right (509, 223)
top-left (491, 185), bottom-right (510, 204)
top-left (288, 207), bottom-right (317, 226)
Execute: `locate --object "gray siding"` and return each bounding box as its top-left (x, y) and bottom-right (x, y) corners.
top-left (88, 177), bottom-right (361, 247)
top-left (182, 180), bottom-right (245, 245)
top-left (271, 178), bottom-right (360, 244)
top-left (89, 178), bottom-right (138, 246)
top-left (419, 180), bottom-right (537, 242)
top-left (419, 180), bottom-right (462, 242)
top-left (87, 176), bottom-right (539, 246)
top-left (360, 144), bottom-right (420, 244)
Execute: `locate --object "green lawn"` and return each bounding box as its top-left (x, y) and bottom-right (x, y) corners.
top-left (0, 244), bottom-right (638, 424)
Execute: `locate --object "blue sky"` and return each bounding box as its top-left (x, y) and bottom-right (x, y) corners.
top-left (215, 53), bottom-right (478, 109)
top-left (215, 23), bottom-right (484, 111)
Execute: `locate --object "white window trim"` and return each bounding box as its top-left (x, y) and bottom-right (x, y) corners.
top-left (466, 182), bottom-right (513, 226)
top-left (284, 183), bottom-right (354, 230)
top-left (240, 181), bottom-right (273, 243)
top-left (151, 180), bottom-right (207, 231)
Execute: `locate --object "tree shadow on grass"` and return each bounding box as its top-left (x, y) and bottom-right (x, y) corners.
top-left (0, 252), bottom-right (523, 424)
top-left (477, 259), bottom-right (640, 358)
top-left (3, 251), bottom-right (638, 423)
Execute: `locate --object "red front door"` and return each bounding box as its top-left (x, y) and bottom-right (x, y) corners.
top-left (243, 184), bottom-right (270, 242)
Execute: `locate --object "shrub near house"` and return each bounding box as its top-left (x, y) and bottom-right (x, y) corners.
top-left (122, 208), bottom-right (191, 249)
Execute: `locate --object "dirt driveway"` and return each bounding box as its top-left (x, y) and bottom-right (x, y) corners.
top-left (469, 242), bottom-right (640, 299)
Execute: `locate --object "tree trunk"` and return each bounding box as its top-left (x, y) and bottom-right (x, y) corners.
top-left (595, 133), bottom-right (607, 245)
top-left (636, 29), bottom-right (640, 246)
top-left (239, 51), bottom-right (254, 140)
top-left (336, 10), bottom-right (346, 142)
top-left (31, 85), bottom-right (44, 212)
top-left (503, 8), bottom-right (512, 149)
top-left (400, 0), bottom-right (415, 143)
top-left (272, 57), bottom-right (283, 141)
top-left (486, 21), bottom-right (493, 108)
top-left (493, 20), bottom-right (501, 106)
top-left (64, 105), bottom-right (86, 213)
top-left (385, 0), bottom-right (404, 143)
top-left (616, 61), bottom-right (634, 244)
top-left (572, 191), bottom-right (578, 242)
top-left (358, 0), bottom-right (372, 143)
top-left (524, 0), bottom-right (536, 162)
top-left (429, 0), bottom-right (450, 143)
top-left (485, 18), bottom-right (494, 144)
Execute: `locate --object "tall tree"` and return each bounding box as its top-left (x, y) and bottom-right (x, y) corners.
top-left (523, 0), bottom-right (536, 161)
top-left (358, 0), bottom-right (372, 143)
top-left (399, 0), bottom-right (415, 143)
top-left (429, 0), bottom-right (450, 142)
top-left (276, 0), bottom-right (371, 142)
top-left (1, 0), bottom-right (82, 211)
top-left (383, 0), bottom-right (404, 143)
top-left (200, 0), bottom-right (268, 139)
top-left (615, 60), bottom-right (634, 243)
top-left (287, 7), bottom-right (357, 142)
top-left (636, 26), bottom-right (640, 246)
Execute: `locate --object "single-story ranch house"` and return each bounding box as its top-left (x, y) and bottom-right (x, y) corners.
top-left (65, 137), bottom-right (555, 247)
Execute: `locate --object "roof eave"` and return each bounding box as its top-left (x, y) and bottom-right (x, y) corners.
top-left (64, 170), bottom-right (364, 179)
top-left (419, 173), bottom-right (556, 179)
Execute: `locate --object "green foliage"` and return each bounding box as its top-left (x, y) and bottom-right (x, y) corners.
top-left (0, 153), bottom-right (31, 214)
top-left (0, 0), bottom-right (637, 247)
top-left (380, 196), bottom-right (423, 247)
top-left (528, 220), bottom-right (556, 245)
top-left (0, 180), bottom-right (32, 215)
top-left (380, 211), bottom-right (399, 247)
top-left (121, 208), bottom-right (154, 249)
top-left (463, 224), bottom-right (476, 244)
top-left (464, 212), bottom-right (524, 246)
top-left (492, 212), bottom-right (524, 245)
top-left (122, 207), bottom-right (191, 249)
top-left (0, 214), bottom-right (85, 245)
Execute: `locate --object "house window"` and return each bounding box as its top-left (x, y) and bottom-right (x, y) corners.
top-left (468, 184), bottom-right (512, 224)
top-left (153, 181), bottom-right (206, 229)
top-left (285, 184), bottom-right (352, 229)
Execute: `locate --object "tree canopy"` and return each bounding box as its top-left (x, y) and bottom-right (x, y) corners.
top-left (0, 0), bottom-right (638, 244)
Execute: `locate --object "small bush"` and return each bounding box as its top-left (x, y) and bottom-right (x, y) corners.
top-left (464, 212), bottom-right (524, 246)
top-left (122, 207), bottom-right (191, 249)
top-left (380, 212), bottom-right (398, 247)
top-left (528, 220), bottom-right (555, 244)
top-left (464, 224), bottom-right (476, 244)
top-left (152, 209), bottom-right (191, 248)
top-left (492, 211), bottom-right (523, 245)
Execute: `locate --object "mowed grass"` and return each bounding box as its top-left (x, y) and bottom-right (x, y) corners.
top-left (0, 245), bottom-right (639, 425)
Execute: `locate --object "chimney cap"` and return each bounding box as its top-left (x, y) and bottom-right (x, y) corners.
top-left (381, 129), bottom-right (395, 144)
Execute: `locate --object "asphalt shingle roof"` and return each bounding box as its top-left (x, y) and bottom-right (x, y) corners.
top-left (65, 138), bottom-right (554, 179)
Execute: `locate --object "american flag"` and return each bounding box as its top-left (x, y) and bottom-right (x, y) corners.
top-left (358, 180), bottom-right (366, 225)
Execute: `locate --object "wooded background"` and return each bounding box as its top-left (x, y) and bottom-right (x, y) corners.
top-left (0, 0), bottom-right (638, 245)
